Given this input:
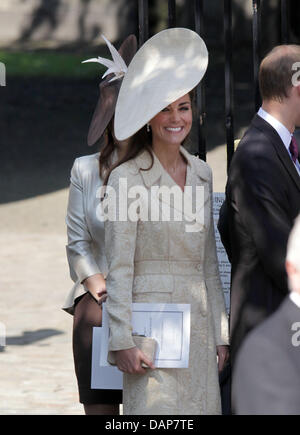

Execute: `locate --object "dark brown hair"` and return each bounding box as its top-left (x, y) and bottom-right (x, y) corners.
top-left (98, 119), bottom-right (116, 180)
top-left (102, 125), bottom-right (154, 186)
top-left (102, 89), bottom-right (195, 186)
top-left (259, 44), bottom-right (300, 102)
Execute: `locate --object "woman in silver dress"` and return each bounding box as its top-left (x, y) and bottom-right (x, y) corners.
top-left (63, 34), bottom-right (137, 415)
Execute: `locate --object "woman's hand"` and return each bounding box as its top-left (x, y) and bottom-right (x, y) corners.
top-left (115, 347), bottom-right (156, 374)
top-left (82, 273), bottom-right (107, 304)
top-left (217, 345), bottom-right (230, 373)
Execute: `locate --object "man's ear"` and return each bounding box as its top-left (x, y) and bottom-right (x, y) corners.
top-left (286, 260), bottom-right (298, 276)
top-left (295, 84), bottom-right (300, 97)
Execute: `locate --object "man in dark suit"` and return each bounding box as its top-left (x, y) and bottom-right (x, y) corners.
top-left (220, 45), bottom-right (300, 363)
top-left (232, 215), bottom-right (300, 415)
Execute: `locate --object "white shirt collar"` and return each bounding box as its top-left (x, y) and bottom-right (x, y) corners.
top-left (258, 108), bottom-right (300, 176)
top-left (290, 291), bottom-right (300, 308)
top-left (258, 107), bottom-right (292, 150)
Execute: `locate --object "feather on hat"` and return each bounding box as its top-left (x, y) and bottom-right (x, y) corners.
top-left (82, 34), bottom-right (137, 146)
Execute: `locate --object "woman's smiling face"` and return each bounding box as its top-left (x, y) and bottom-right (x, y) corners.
top-left (149, 93), bottom-right (193, 147)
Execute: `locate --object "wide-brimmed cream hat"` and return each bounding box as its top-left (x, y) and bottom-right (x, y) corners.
top-left (114, 27), bottom-right (208, 141)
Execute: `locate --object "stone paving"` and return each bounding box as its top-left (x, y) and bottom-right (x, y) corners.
top-left (0, 189), bottom-right (83, 415)
top-left (0, 146), bottom-right (227, 415)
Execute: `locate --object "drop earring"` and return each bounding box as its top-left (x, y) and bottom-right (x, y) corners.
top-left (147, 123), bottom-right (150, 132)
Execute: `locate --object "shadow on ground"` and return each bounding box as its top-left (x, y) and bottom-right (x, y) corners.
top-left (0, 77), bottom-right (99, 204)
top-left (0, 328), bottom-right (64, 351)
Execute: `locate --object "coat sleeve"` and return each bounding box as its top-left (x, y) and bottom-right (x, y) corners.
top-left (204, 168), bottom-right (229, 346)
top-left (217, 200), bottom-right (232, 263)
top-left (104, 167), bottom-right (137, 351)
top-left (228, 152), bottom-right (292, 293)
top-left (65, 158), bottom-right (101, 283)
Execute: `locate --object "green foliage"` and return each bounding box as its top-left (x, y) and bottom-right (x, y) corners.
top-left (0, 50), bottom-right (106, 78)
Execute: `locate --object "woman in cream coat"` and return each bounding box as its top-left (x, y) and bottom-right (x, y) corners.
top-left (104, 29), bottom-right (229, 415)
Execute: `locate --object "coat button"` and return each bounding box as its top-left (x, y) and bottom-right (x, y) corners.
top-left (196, 263), bottom-right (202, 271)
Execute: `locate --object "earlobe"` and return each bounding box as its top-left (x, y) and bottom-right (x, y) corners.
top-left (286, 261), bottom-right (297, 276)
top-left (294, 84), bottom-right (300, 98)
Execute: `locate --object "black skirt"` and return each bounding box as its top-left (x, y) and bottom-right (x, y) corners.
top-left (73, 292), bottom-right (122, 405)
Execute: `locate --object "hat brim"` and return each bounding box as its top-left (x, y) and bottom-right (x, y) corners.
top-left (114, 28), bottom-right (208, 141)
top-left (87, 34), bottom-right (137, 147)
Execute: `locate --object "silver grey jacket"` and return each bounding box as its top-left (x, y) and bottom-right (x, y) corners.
top-left (63, 152), bottom-right (107, 314)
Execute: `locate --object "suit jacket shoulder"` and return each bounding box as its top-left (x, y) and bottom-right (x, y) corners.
top-left (232, 297), bottom-right (300, 414)
top-left (230, 115), bottom-right (300, 190)
top-left (73, 152), bottom-right (100, 173)
top-left (230, 120), bottom-right (281, 173)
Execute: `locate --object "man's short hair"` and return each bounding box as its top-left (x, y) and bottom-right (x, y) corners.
top-left (259, 44), bottom-right (300, 102)
top-left (286, 214), bottom-right (300, 271)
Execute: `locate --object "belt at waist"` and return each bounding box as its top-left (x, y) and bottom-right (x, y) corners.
top-left (134, 260), bottom-right (203, 275)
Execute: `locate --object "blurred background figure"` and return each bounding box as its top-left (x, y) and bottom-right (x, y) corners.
top-left (232, 214), bottom-right (300, 415)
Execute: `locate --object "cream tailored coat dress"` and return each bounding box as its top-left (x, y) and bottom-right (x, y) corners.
top-left (104, 146), bottom-right (229, 415)
top-left (63, 152), bottom-right (108, 314)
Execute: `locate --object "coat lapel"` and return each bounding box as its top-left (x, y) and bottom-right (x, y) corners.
top-left (182, 149), bottom-right (210, 229)
top-left (252, 115), bottom-right (300, 193)
top-left (134, 147), bottom-right (210, 227)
